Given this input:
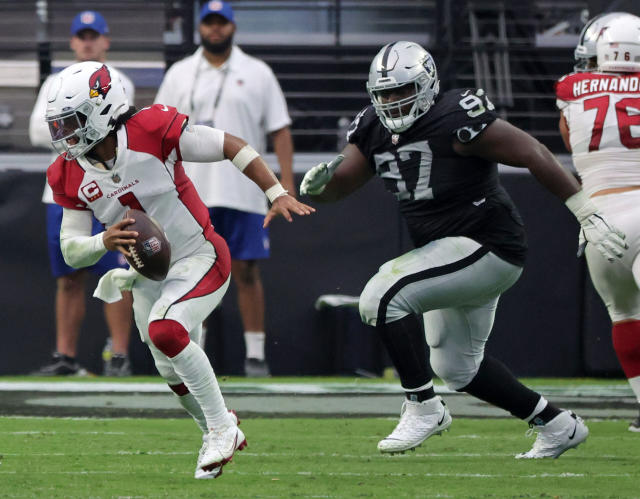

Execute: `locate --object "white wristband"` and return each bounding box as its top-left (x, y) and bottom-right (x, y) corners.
top-left (231, 144), bottom-right (259, 172)
top-left (265, 183), bottom-right (288, 203)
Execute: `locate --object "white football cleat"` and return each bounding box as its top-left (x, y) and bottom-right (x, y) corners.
top-left (515, 410), bottom-right (588, 459)
top-left (378, 396), bottom-right (452, 453)
top-left (199, 416), bottom-right (247, 474)
top-left (194, 411), bottom-right (240, 479)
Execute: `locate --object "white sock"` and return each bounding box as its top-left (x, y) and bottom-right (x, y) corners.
top-left (629, 375), bottom-right (640, 403)
top-left (169, 341), bottom-right (231, 430)
top-left (176, 391), bottom-right (208, 433)
top-left (244, 331), bottom-right (265, 360)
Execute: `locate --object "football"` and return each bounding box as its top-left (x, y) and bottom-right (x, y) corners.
top-left (122, 209), bottom-right (171, 281)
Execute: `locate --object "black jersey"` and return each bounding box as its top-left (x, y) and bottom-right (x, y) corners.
top-left (347, 88), bottom-right (527, 266)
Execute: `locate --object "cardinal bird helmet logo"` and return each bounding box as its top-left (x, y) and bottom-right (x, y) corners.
top-left (88, 64), bottom-right (112, 98)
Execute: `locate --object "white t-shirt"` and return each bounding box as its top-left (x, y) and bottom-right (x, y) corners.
top-left (154, 46), bottom-right (291, 214)
top-left (29, 67), bottom-right (135, 203)
top-left (555, 71), bottom-right (640, 196)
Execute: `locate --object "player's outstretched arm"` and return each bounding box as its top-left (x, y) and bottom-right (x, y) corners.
top-left (300, 143), bottom-right (373, 202)
top-left (453, 119), bottom-right (627, 261)
top-left (221, 132), bottom-right (315, 227)
top-left (453, 118), bottom-right (579, 200)
top-left (177, 125), bottom-right (315, 226)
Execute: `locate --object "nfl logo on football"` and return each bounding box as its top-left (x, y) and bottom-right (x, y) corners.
top-left (142, 236), bottom-right (162, 257)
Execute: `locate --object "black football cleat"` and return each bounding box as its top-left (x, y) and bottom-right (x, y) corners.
top-left (31, 352), bottom-right (88, 376)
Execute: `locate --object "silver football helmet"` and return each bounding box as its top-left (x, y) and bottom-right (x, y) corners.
top-left (367, 41), bottom-right (439, 133)
top-left (45, 61), bottom-right (129, 160)
top-left (574, 12), bottom-right (626, 71)
top-left (597, 13), bottom-right (640, 73)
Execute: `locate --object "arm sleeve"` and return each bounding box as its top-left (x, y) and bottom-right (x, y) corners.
top-left (29, 77), bottom-right (54, 149)
top-left (556, 98), bottom-right (569, 111)
top-left (60, 208), bottom-right (108, 268)
top-left (178, 124), bottom-right (226, 163)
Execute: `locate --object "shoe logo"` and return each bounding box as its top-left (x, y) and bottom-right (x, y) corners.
top-left (227, 433), bottom-right (238, 453)
top-left (568, 422), bottom-right (577, 440)
top-left (438, 413), bottom-right (445, 426)
top-left (472, 198), bottom-right (486, 207)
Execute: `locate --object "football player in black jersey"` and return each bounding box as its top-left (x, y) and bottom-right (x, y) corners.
top-left (301, 41), bottom-right (628, 459)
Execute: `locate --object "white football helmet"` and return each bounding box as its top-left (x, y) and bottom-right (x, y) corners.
top-left (574, 12), bottom-right (626, 72)
top-left (597, 13), bottom-right (640, 73)
top-left (45, 61), bottom-right (129, 159)
top-left (367, 41), bottom-right (439, 133)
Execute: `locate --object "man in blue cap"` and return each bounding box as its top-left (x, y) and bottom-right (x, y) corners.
top-left (156, 1), bottom-right (295, 377)
top-left (69, 10), bottom-right (111, 62)
top-left (29, 10), bottom-right (135, 377)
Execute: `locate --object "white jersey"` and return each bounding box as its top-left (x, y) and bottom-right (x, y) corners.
top-left (154, 46), bottom-right (291, 214)
top-left (47, 105), bottom-right (218, 263)
top-left (30, 67), bottom-right (135, 203)
top-left (556, 71), bottom-right (640, 196)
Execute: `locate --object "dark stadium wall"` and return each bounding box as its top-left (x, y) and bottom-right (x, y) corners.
top-left (0, 171), bottom-right (622, 378)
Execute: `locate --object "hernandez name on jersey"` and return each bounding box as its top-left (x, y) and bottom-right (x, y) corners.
top-left (47, 104), bottom-right (218, 264)
top-left (555, 72), bottom-right (640, 196)
top-left (348, 88), bottom-right (527, 266)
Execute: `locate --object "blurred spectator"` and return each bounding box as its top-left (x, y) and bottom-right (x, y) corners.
top-left (28, 10), bottom-right (135, 376)
top-left (155, 1), bottom-right (294, 376)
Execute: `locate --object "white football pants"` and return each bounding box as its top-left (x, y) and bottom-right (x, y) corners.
top-left (586, 190), bottom-right (640, 322)
top-left (359, 236), bottom-right (522, 390)
top-left (132, 244), bottom-right (230, 385)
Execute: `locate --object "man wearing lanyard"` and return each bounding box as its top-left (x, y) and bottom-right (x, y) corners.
top-left (155, 1), bottom-right (295, 376)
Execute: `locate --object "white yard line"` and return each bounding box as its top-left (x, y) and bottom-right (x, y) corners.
top-left (0, 469), bottom-right (632, 478)
top-left (0, 380), bottom-right (634, 397)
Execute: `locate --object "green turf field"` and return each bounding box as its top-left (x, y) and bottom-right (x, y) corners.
top-left (1, 415), bottom-right (637, 498)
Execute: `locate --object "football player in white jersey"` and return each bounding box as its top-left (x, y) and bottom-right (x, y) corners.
top-left (556, 12), bottom-right (640, 432)
top-left (301, 41), bottom-right (627, 459)
top-left (45, 61), bottom-right (314, 478)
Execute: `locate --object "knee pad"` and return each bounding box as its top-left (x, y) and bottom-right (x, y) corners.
top-left (148, 319), bottom-right (190, 358)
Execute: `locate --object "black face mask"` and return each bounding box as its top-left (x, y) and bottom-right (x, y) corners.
top-left (201, 33), bottom-right (233, 55)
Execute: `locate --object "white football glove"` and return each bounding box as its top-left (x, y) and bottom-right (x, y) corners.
top-left (565, 190), bottom-right (627, 262)
top-left (299, 154), bottom-right (344, 196)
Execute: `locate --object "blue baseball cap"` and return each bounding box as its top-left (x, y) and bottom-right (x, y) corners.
top-left (70, 11), bottom-right (109, 36)
top-left (199, 1), bottom-right (234, 23)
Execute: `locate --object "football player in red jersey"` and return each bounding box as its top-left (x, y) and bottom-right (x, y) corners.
top-left (301, 41), bottom-right (627, 458)
top-left (45, 61), bottom-right (314, 478)
top-left (557, 12), bottom-right (640, 432)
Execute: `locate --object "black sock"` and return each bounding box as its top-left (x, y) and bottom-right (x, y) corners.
top-left (376, 314), bottom-right (433, 393)
top-left (405, 387), bottom-right (436, 402)
top-left (530, 404), bottom-right (562, 426)
top-left (459, 355), bottom-right (557, 421)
